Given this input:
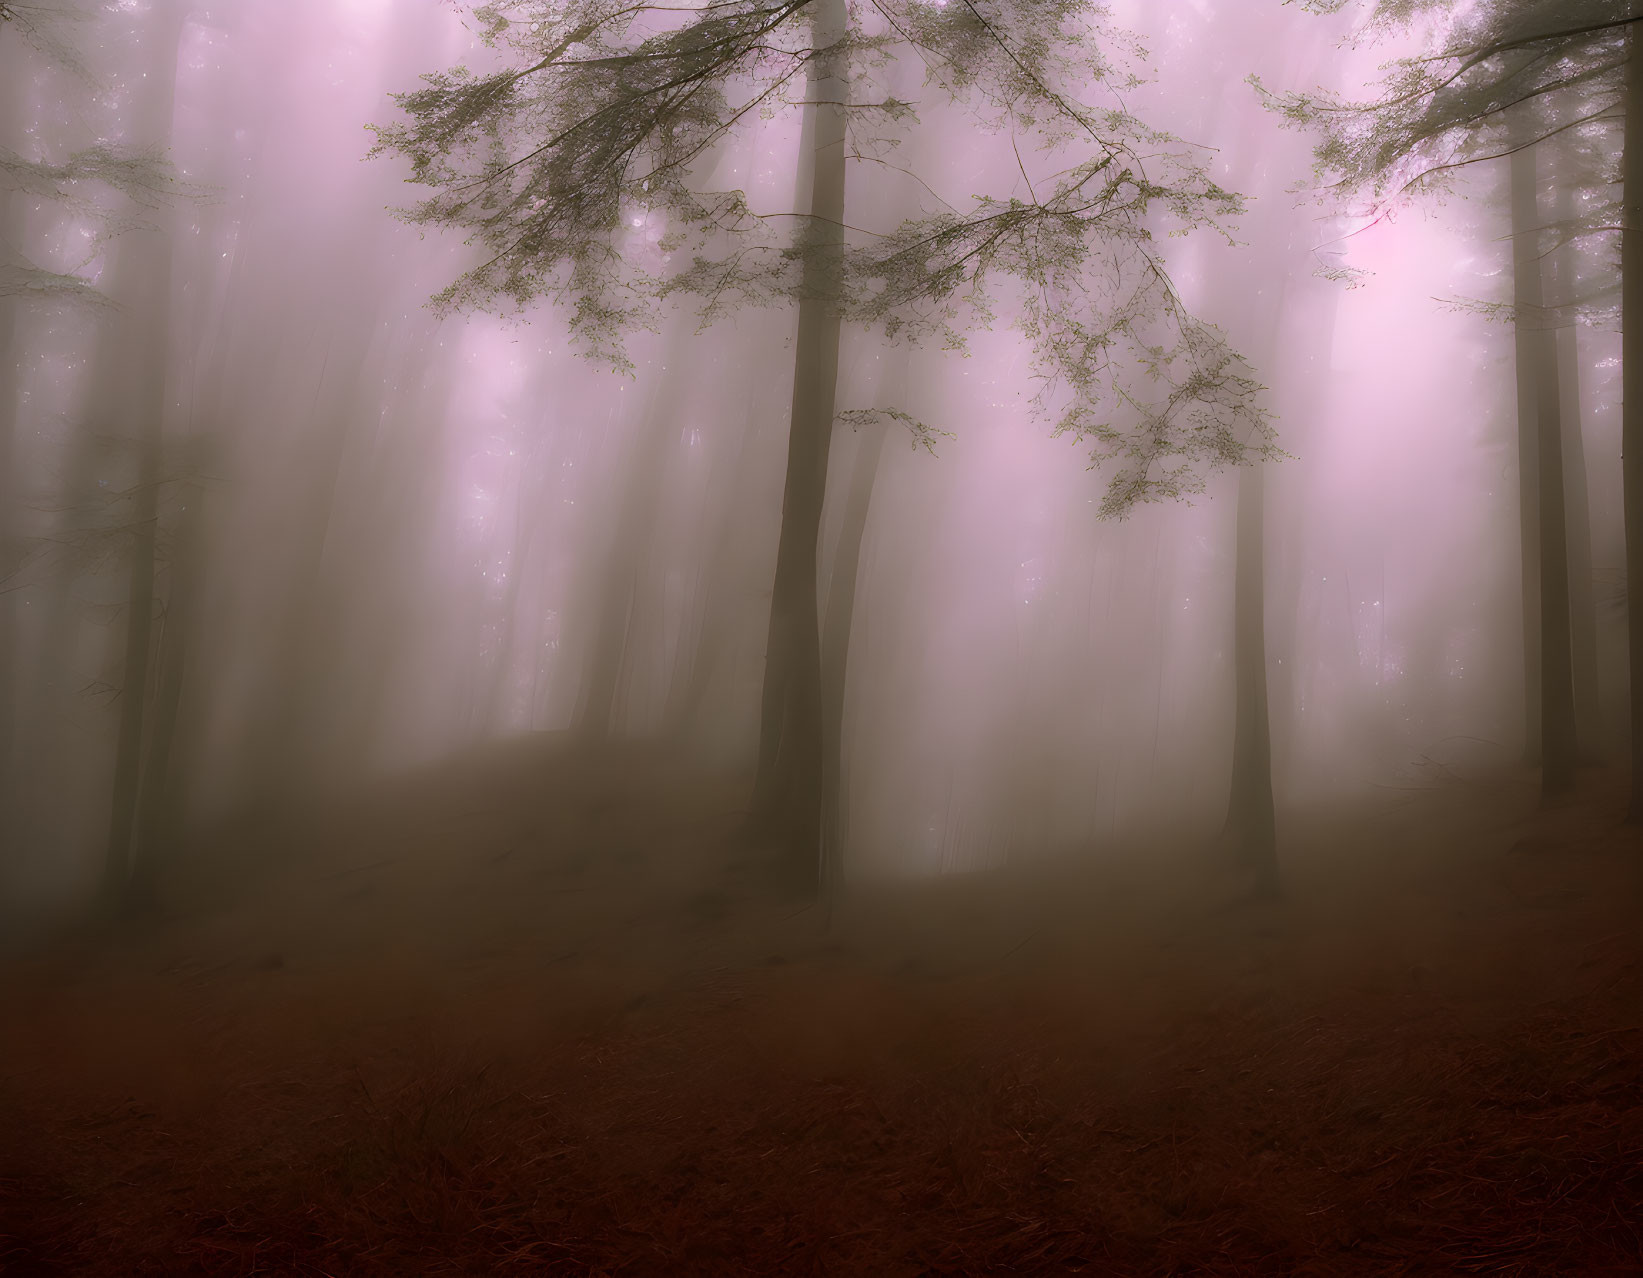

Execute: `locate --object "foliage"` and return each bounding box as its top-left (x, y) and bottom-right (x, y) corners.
top-left (0, 144), bottom-right (183, 304)
top-left (1, 4), bottom-right (196, 305)
top-left (1260, 0), bottom-right (1632, 212)
top-left (373, 0), bottom-right (1275, 515)
top-left (0, 0), bottom-right (101, 81)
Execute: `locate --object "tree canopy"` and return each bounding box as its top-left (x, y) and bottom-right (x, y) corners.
top-left (1261, 0), bottom-right (1631, 220)
top-left (372, 0), bottom-right (1275, 516)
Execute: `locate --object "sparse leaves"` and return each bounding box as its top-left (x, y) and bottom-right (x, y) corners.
top-left (374, 0), bottom-right (1277, 513)
top-left (1261, 1), bottom-right (1631, 214)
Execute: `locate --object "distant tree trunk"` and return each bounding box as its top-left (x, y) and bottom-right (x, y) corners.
top-left (126, 479), bottom-right (203, 903)
top-left (661, 410), bottom-right (761, 737)
top-left (1624, 27), bottom-right (1643, 822)
top-left (102, 0), bottom-right (188, 904)
top-left (748, 0), bottom-right (848, 886)
top-left (818, 421), bottom-right (886, 887)
top-left (1510, 135), bottom-right (1578, 796)
top-left (480, 467), bottom-right (532, 732)
top-left (573, 361), bottom-right (679, 740)
top-left (1200, 28), bottom-right (1336, 900)
top-left (1557, 322), bottom-right (1604, 759)
top-left (1548, 163), bottom-right (1604, 761)
top-left (248, 319), bottom-right (382, 801)
top-left (1513, 200), bottom-right (1543, 765)
top-left (0, 183), bottom-right (20, 837)
top-left (1226, 458), bottom-right (1280, 896)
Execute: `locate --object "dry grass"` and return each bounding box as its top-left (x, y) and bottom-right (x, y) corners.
top-left (2, 739), bottom-right (1639, 1275)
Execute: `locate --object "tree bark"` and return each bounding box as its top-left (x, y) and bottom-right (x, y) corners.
top-left (748, 0), bottom-right (848, 886)
top-left (1624, 25), bottom-right (1643, 821)
top-left (1510, 135), bottom-right (1579, 797)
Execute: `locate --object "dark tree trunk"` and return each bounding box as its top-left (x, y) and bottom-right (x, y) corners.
top-left (0, 5), bottom-right (21, 818)
top-left (1557, 322), bottom-right (1605, 759)
top-left (1513, 201), bottom-right (1543, 764)
top-left (1624, 27), bottom-right (1643, 822)
top-left (1549, 166), bottom-right (1604, 761)
top-left (0, 182), bottom-right (20, 843)
top-left (1510, 136), bottom-right (1579, 797)
top-left (818, 421), bottom-right (886, 888)
top-left (748, 0), bottom-right (848, 887)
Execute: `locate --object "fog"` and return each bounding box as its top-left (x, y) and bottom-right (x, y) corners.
top-left (4, 0), bottom-right (1627, 911)
top-left (2, 2), bottom-right (1640, 1268)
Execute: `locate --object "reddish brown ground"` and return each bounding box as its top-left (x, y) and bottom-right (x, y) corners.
top-left (2, 741), bottom-right (1640, 1276)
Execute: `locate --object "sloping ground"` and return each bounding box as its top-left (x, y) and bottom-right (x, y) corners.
top-left (1, 740), bottom-right (1639, 1276)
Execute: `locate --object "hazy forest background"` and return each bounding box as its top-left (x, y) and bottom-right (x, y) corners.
top-left (1, 0), bottom-right (1633, 916)
top-left (3, 2), bottom-right (1643, 1273)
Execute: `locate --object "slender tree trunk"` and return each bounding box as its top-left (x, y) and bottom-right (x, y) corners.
top-left (1510, 136), bottom-right (1579, 796)
top-left (1227, 458), bottom-right (1280, 896)
top-left (1549, 164), bottom-right (1604, 761)
top-left (0, 184), bottom-right (21, 846)
top-left (573, 360), bottom-right (679, 739)
top-left (249, 322), bottom-right (380, 801)
top-left (818, 422), bottom-right (886, 888)
top-left (480, 470), bottom-right (532, 731)
top-left (1513, 205), bottom-right (1544, 764)
top-left (1557, 323), bottom-right (1604, 758)
top-left (661, 399), bottom-right (762, 737)
top-left (126, 479), bottom-right (202, 903)
top-left (748, 0), bottom-right (848, 886)
top-left (102, 0), bottom-right (187, 903)
top-left (1624, 27), bottom-right (1643, 822)
top-left (0, 0), bottom-right (21, 808)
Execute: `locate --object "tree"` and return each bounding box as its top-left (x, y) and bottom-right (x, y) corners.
top-left (1262, 0), bottom-right (1639, 811)
top-left (1510, 120), bottom-right (1581, 791)
top-left (373, 0), bottom-right (1275, 886)
top-left (1, 0), bottom-right (197, 906)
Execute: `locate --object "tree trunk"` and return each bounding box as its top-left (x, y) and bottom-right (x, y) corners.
top-left (1557, 322), bottom-right (1604, 759)
top-left (1624, 26), bottom-right (1643, 822)
top-left (127, 479), bottom-right (203, 904)
top-left (1227, 458), bottom-right (1280, 896)
top-left (1510, 136), bottom-right (1579, 796)
top-left (248, 320), bottom-right (381, 802)
top-left (1513, 197), bottom-right (1543, 765)
top-left (747, 0), bottom-right (848, 886)
top-left (0, 183), bottom-right (21, 848)
top-left (573, 359), bottom-right (679, 740)
top-left (661, 409), bottom-right (761, 738)
top-left (1549, 163), bottom-right (1604, 761)
top-left (818, 421), bottom-right (886, 888)
top-left (102, 0), bottom-right (187, 904)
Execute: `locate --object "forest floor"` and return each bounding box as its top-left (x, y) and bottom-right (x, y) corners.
top-left (1, 737), bottom-right (1640, 1277)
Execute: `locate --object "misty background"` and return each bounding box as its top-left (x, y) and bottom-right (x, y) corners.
top-left (0, 0), bottom-right (1630, 915)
